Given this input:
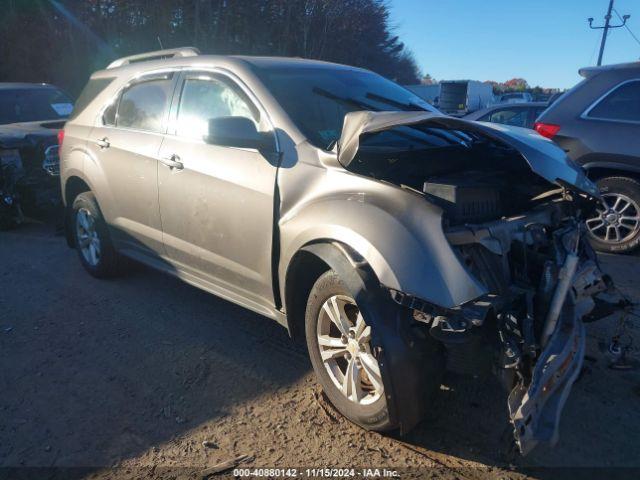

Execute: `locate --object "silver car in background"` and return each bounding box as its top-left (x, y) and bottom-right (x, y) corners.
top-left (59, 48), bottom-right (621, 454)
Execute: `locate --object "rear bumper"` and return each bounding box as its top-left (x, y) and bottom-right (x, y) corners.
top-left (507, 305), bottom-right (586, 455)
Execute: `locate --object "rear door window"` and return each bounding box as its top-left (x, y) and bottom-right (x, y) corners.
top-left (116, 76), bottom-right (174, 133)
top-left (587, 80), bottom-right (640, 122)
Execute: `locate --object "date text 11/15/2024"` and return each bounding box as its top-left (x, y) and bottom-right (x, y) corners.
top-left (233, 468), bottom-right (400, 478)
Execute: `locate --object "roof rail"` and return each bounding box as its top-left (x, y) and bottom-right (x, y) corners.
top-left (106, 47), bottom-right (200, 69)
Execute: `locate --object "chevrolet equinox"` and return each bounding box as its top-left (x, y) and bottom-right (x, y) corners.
top-left (60, 48), bottom-right (621, 454)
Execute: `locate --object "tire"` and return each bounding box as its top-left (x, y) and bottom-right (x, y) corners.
top-left (586, 176), bottom-right (640, 254)
top-left (72, 191), bottom-right (123, 278)
top-left (305, 270), bottom-right (394, 431)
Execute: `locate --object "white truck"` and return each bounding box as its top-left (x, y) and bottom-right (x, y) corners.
top-left (438, 80), bottom-right (493, 116)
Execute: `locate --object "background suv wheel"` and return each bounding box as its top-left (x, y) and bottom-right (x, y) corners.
top-left (586, 177), bottom-right (640, 254)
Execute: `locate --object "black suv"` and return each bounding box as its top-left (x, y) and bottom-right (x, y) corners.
top-left (535, 62), bottom-right (640, 253)
top-left (0, 83), bottom-right (71, 227)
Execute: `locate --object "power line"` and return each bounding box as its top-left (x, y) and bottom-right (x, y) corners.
top-left (614, 8), bottom-right (640, 47)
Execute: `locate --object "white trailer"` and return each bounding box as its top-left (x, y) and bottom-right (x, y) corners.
top-left (438, 80), bottom-right (494, 116)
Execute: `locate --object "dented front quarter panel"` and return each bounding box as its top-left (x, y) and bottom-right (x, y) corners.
top-left (277, 141), bottom-right (487, 309)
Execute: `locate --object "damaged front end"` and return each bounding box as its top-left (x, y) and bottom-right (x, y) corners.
top-left (392, 203), bottom-right (617, 454)
top-left (445, 202), bottom-right (612, 455)
top-left (338, 111), bottom-right (623, 454)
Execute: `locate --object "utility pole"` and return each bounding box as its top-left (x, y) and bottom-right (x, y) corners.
top-left (588, 0), bottom-right (631, 66)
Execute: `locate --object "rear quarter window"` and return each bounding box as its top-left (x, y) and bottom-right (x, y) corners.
top-left (587, 80), bottom-right (640, 122)
top-left (70, 78), bottom-right (115, 120)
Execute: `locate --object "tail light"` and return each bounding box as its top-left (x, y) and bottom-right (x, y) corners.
top-left (534, 122), bottom-right (561, 139)
top-left (57, 129), bottom-right (65, 147)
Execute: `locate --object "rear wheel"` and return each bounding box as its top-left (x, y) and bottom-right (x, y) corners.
top-left (305, 270), bottom-right (393, 430)
top-left (586, 176), bottom-right (640, 253)
top-left (72, 192), bottom-right (124, 277)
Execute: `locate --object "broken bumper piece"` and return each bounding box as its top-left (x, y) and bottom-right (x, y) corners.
top-left (507, 307), bottom-right (586, 455)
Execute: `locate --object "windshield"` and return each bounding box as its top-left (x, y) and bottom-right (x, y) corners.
top-left (0, 87), bottom-right (73, 125)
top-left (253, 66), bottom-right (437, 149)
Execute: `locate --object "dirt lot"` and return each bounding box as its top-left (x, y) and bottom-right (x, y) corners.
top-left (1, 222), bottom-right (639, 480)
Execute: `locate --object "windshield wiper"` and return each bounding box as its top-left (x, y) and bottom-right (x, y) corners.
top-left (364, 92), bottom-right (432, 112)
top-left (312, 87), bottom-right (379, 112)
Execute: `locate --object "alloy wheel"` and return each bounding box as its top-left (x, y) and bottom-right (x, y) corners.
top-left (76, 208), bottom-right (101, 266)
top-left (316, 294), bottom-right (384, 405)
top-left (586, 193), bottom-right (640, 244)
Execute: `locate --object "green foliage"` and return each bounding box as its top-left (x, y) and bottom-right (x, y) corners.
top-left (502, 77), bottom-right (529, 91)
top-left (485, 77), bottom-right (560, 96)
top-left (0, 0), bottom-right (421, 95)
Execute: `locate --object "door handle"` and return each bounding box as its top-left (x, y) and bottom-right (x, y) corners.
top-left (159, 154), bottom-right (183, 170)
top-left (94, 137), bottom-right (110, 149)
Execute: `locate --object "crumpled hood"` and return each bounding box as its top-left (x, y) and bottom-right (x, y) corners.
top-left (0, 121), bottom-right (63, 148)
top-left (337, 111), bottom-right (600, 198)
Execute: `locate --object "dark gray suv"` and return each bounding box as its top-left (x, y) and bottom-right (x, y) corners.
top-left (535, 62), bottom-right (640, 253)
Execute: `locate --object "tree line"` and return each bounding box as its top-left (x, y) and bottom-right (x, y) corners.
top-left (0, 0), bottom-right (421, 96)
top-left (422, 74), bottom-right (561, 95)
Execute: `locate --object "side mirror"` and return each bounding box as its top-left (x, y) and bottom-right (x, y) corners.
top-left (205, 116), bottom-right (274, 151)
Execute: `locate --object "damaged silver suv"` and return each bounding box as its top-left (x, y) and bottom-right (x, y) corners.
top-left (60, 48), bottom-right (621, 454)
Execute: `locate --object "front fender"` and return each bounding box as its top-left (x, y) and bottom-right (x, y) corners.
top-left (278, 180), bottom-right (487, 309)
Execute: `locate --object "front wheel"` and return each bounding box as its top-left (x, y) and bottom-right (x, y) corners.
top-left (305, 270), bottom-right (393, 430)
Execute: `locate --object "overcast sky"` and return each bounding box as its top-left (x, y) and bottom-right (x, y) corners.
top-left (390, 0), bottom-right (640, 88)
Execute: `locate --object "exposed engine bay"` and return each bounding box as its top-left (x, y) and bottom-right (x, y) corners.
top-left (444, 198), bottom-right (614, 454)
top-left (341, 115), bottom-right (624, 454)
top-left (348, 127), bottom-right (564, 226)
top-left (395, 193), bottom-right (619, 454)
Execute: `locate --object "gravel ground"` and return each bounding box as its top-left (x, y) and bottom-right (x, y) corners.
top-left (1, 222), bottom-right (639, 480)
